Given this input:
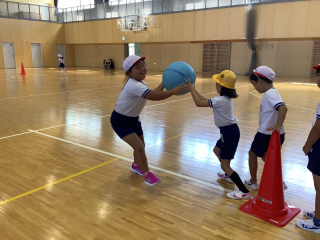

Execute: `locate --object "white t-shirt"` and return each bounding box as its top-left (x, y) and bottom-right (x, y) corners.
top-left (312, 100), bottom-right (320, 127)
top-left (208, 96), bottom-right (237, 128)
top-left (59, 59), bottom-right (65, 64)
top-left (258, 88), bottom-right (285, 135)
top-left (114, 78), bottom-right (151, 117)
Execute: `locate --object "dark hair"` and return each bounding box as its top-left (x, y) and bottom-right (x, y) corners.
top-left (250, 72), bottom-right (273, 84)
top-left (317, 68), bottom-right (320, 74)
top-left (220, 86), bottom-right (238, 98)
top-left (123, 65), bottom-right (134, 86)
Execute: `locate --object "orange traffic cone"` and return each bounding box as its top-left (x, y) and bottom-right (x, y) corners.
top-left (20, 63), bottom-right (26, 75)
top-left (239, 131), bottom-right (300, 227)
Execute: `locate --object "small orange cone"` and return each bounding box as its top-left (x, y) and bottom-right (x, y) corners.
top-left (239, 131), bottom-right (300, 227)
top-left (20, 63), bottom-right (26, 75)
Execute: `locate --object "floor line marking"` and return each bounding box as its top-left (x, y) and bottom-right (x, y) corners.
top-left (0, 132), bottom-right (30, 140)
top-left (0, 129), bottom-right (231, 206)
top-left (0, 84), bottom-right (295, 205)
top-left (0, 84), bottom-right (253, 140)
top-left (0, 85), bottom-right (124, 101)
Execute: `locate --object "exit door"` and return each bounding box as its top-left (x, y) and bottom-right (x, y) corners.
top-left (31, 43), bottom-right (43, 68)
top-left (2, 42), bottom-right (16, 69)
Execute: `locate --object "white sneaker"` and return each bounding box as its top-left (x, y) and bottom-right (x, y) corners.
top-left (296, 219), bottom-right (320, 234)
top-left (217, 172), bottom-right (233, 183)
top-left (244, 179), bottom-right (259, 191)
top-left (227, 190), bottom-right (252, 200)
top-left (303, 210), bottom-right (316, 219)
top-left (283, 181), bottom-right (288, 190)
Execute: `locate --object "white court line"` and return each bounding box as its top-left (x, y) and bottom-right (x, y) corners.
top-left (0, 83), bottom-right (253, 139)
top-left (28, 129), bottom-right (231, 193)
top-left (0, 132), bottom-right (30, 140)
top-left (0, 85), bottom-right (124, 101)
top-left (35, 115), bottom-right (111, 132)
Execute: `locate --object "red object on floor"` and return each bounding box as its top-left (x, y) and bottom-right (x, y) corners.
top-left (239, 131), bottom-right (300, 227)
top-left (20, 63), bottom-right (26, 75)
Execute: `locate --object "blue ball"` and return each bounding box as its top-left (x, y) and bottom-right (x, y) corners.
top-left (162, 62), bottom-right (196, 96)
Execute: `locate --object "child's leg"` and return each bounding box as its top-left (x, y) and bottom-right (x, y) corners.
top-left (138, 134), bottom-right (145, 147)
top-left (122, 133), bottom-right (149, 173)
top-left (221, 160), bottom-right (250, 193)
top-left (213, 146), bottom-right (221, 162)
top-left (314, 174), bottom-right (320, 221)
top-left (248, 150), bottom-right (258, 184)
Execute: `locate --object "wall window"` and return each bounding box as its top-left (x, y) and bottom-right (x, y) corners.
top-left (58, 0), bottom-right (95, 9)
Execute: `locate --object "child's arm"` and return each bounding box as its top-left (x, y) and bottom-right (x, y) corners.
top-left (303, 119), bottom-right (320, 155)
top-left (266, 105), bottom-right (288, 131)
top-left (195, 89), bottom-right (208, 101)
top-left (185, 80), bottom-right (210, 107)
top-left (153, 82), bottom-right (165, 92)
top-left (145, 84), bottom-right (187, 101)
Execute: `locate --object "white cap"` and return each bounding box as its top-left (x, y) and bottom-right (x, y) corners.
top-left (123, 55), bottom-right (146, 72)
top-left (253, 66), bottom-right (275, 81)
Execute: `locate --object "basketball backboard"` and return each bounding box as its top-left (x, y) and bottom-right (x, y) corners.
top-left (117, 15), bottom-right (155, 32)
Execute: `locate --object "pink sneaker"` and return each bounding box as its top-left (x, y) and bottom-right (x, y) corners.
top-left (130, 163), bottom-right (144, 176)
top-left (144, 172), bottom-right (161, 186)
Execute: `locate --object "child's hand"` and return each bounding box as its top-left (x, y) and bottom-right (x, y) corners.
top-left (173, 83), bottom-right (188, 94)
top-left (266, 124), bottom-right (282, 132)
top-left (303, 145), bottom-right (311, 156)
top-left (184, 78), bottom-right (195, 91)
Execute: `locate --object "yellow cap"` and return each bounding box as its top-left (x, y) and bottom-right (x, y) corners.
top-left (212, 70), bottom-right (236, 89)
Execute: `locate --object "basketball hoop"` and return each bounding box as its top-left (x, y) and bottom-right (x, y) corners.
top-left (117, 15), bottom-right (155, 32)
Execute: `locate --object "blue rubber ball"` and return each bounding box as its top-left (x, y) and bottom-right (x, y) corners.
top-left (162, 62), bottom-right (196, 96)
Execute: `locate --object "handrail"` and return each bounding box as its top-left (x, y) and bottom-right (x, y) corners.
top-left (0, 0), bottom-right (304, 24)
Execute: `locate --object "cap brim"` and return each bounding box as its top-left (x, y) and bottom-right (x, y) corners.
top-left (313, 65), bottom-right (320, 70)
top-left (212, 74), bottom-right (220, 84)
top-left (132, 57), bottom-right (146, 66)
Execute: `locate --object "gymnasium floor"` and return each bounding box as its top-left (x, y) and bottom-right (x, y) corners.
top-left (0, 67), bottom-right (318, 240)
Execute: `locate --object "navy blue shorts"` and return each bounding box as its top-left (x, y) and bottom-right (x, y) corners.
top-left (110, 110), bottom-right (143, 139)
top-left (250, 132), bottom-right (285, 158)
top-left (215, 124), bottom-right (240, 160)
top-left (308, 138), bottom-right (320, 176)
top-left (59, 63), bottom-right (65, 68)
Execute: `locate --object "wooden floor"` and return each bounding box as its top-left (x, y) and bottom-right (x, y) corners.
top-left (0, 67), bottom-right (318, 239)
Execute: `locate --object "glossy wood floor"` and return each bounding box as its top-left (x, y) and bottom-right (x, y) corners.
top-left (0, 67), bottom-right (319, 240)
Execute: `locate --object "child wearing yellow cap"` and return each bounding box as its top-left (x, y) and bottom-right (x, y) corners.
top-left (185, 70), bottom-right (251, 200)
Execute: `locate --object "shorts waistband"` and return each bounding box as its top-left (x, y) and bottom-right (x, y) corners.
top-left (219, 124), bottom-right (238, 133)
top-left (111, 110), bottom-right (139, 120)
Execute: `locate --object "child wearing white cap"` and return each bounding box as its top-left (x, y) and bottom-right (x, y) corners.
top-left (296, 64), bottom-right (320, 234)
top-left (243, 66), bottom-right (288, 191)
top-left (110, 55), bottom-right (187, 186)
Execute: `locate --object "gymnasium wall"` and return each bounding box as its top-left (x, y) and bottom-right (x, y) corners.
top-left (0, 18), bottom-right (66, 68)
top-left (141, 43), bottom-right (203, 73)
top-left (64, 1), bottom-right (320, 45)
top-left (231, 40), bottom-right (314, 78)
top-left (74, 44), bottom-right (124, 69)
